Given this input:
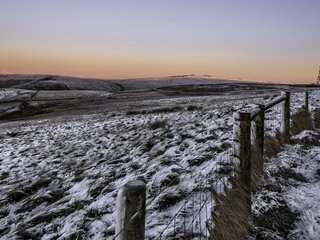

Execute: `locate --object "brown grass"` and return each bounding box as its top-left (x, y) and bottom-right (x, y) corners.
top-left (313, 108), bottom-right (320, 128)
top-left (250, 144), bottom-right (264, 191)
top-left (264, 134), bottom-right (283, 159)
top-left (291, 108), bottom-right (313, 135)
top-left (149, 120), bottom-right (168, 130)
top-left (126, 106), bottom-right (183, 115)
top-left (210, 175), bottom-right (251, 240)
top-left (210, 131), bottom-right (285, 239)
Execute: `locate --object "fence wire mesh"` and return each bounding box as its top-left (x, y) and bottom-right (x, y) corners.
top-left (152, 150), bottom-right (234, 239)
top-left (264, 103), bottom-right (282, 138)
top-left (113, 90), bottom-right (320, 240)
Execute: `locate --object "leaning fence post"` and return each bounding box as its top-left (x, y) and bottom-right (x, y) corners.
top-left (255, 105), bottom-right (265, 160)
top-left (305, 91), bottom-right (309, 111)
top-left (239, 112), bottom-right (251, 212)
top-left (282, 92), bottom-right (290, 143)
top-left (115, 180), bottom-right (146, 240)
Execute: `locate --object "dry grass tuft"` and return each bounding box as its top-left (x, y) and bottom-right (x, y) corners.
top-left (291, 108), bottom-right (313, 135)
top-left (126, 106), bottom-right (183, 115)
top-left (210, 175), bottom-right (251, 240)
top-left (252, 204), bottom-right (299, 239)
top-left (264, 134), bottom-right (283, 159)
top-left (313, 108), bottom-right (320, 129)
top-left (250, 144), bottom-right (264, 191)
top-left (149, 120), bottom-right (167, 130)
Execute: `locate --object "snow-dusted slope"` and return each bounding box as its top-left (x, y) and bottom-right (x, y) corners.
top-left (0, 91), bottom-right (319, 239)
top-left (0, 94), bottom-right (262, 239)
top-left (0, 74), bottom-right (237, 92)
top-left (0, 75), bottom-right (121, 92)
top-left (250, 130), bottom-right (320, 240)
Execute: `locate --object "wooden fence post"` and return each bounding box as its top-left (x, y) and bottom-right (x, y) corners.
top-left (115, 180), bottom-right (146, 240)
top-left (282, 92), bottom-right (291, 143)
top-left (233, 112), bottom-right (240, 160)
top-left (239, 112), bottom-right (251, 212)
top-left (255, 105), bottom-right (265, 160)
top-left (305, 91), bottom-right (309, 111)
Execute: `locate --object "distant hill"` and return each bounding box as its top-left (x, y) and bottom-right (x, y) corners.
top-left (0, 74), bottom-right (239, 92)
top-left (112, 75), bottom-right (239, 91)
top-left (0, 75), bottom-right (121, 92)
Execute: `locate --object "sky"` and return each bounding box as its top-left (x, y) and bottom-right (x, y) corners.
top-left (0, 0), bottom-right (320, 83)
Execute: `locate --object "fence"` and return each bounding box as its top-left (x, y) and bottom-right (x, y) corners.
top-left (113, 90), bottom-right (312, 240)
top-left (113, 152), bottom-right (234, 240)
top-left (235, 92), bottom-right (292, 179)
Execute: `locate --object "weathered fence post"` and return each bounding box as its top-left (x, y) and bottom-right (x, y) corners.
top-left (239, 112), bottom-right (251, 212)
top-left (282, 92), bottom-right (291, 143)
top-left (115, 180), bottom-right (146, 240)
top-left (233, 112), bottom-right (241, 160)
top-left (305, 91), bottom-right (309, 111)
top-left (255, 105), bottom-right (265, 160)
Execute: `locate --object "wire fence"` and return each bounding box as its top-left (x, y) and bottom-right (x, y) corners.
top-left (264, 103), bottom-right (282, 138)
top-left (113, 90), bottom-right (320, 240)
top-left (153, 150), bottom-right (233, 239)
top-left (113, 149), bottom-right (235, 239)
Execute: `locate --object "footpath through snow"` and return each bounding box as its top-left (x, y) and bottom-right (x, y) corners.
top-left (249, 130), bottom-right (320, 240)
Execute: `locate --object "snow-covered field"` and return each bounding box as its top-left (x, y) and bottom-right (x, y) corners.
top-left (250, 130), bottom-right (320, 240)
top-left (0, 90), bottom-right (319, 239)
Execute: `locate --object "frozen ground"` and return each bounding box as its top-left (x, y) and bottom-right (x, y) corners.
top-left (0, 89), bottom-right (319, 239)
top-left (250, 130), bottom-right (320, 240)
top-left (0, 74), bottom-right (237, 91)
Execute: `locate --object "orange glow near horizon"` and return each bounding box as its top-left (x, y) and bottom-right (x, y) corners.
top-left (0, 40), bottom-right (317, 84)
